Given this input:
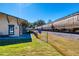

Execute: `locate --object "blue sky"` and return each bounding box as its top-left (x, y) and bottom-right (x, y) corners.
top-left (0, 3), bottom-right (79, 23)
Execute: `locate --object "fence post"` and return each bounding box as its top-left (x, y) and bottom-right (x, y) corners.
top-left (46, 31), bottom-right (48, 43)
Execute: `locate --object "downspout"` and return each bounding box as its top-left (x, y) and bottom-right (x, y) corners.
top-left (17, 18), bottom-right (20, 36)
top-left (6, 15), bottom-right (10, 36)
top-left (6, 15), bottom-right (9, 23)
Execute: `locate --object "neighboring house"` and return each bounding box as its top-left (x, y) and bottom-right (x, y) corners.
top-left (0, 12), bottom-right (27, 37)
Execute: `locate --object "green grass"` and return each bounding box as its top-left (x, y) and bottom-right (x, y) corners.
top-left (0, 35), bottom-right (62, 56)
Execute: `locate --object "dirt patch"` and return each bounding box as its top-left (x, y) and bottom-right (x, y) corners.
top-left (38, 31), bottom-right (79, 56)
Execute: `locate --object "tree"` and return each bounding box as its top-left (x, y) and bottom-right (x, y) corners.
top-left (23, 19), bottom-right (46, 28)
top-left (33, 20), bottom-right (46, 27)
top-left (21, 20), bottom-right (29, 27)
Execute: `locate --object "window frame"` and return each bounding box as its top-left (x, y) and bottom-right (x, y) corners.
top-left (8, 25), bottom-right (14, 35)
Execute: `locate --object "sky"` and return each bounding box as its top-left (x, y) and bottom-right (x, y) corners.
top-left (0, 3), bottom-right (79, 23)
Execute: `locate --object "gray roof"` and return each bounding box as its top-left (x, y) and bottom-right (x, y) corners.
top-left (0, 12), bottom-right (27, 22)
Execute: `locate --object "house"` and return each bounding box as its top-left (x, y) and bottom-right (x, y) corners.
top-left (0, 12), bottom-right (27, 37)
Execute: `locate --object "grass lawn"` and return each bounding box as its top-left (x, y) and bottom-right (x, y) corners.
top-left (39, 31), bottom-right (79, 56)
top-left (0, 35), bottom-right (62, 56)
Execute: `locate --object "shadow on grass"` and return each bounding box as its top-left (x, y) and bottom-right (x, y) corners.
top-left (0, 33), bottom-right (32, 46)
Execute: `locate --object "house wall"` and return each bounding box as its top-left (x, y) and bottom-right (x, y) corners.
top-left (8, 16), bottom-right (20, 36)
top-left (0, 14), bottom-right (8, 35)
top-left (19, 24), bottom-right (23, 35)
top-left (0, 13), bottom-right (24, 36)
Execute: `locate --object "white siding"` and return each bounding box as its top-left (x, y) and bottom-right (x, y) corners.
top-left (8, 16), bottom-right (20, 36)
top-left (0, 14), bottom-right (8, 35)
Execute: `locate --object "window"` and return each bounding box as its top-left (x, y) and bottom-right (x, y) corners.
top-left (8, 25), bottom-right (14, 35)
